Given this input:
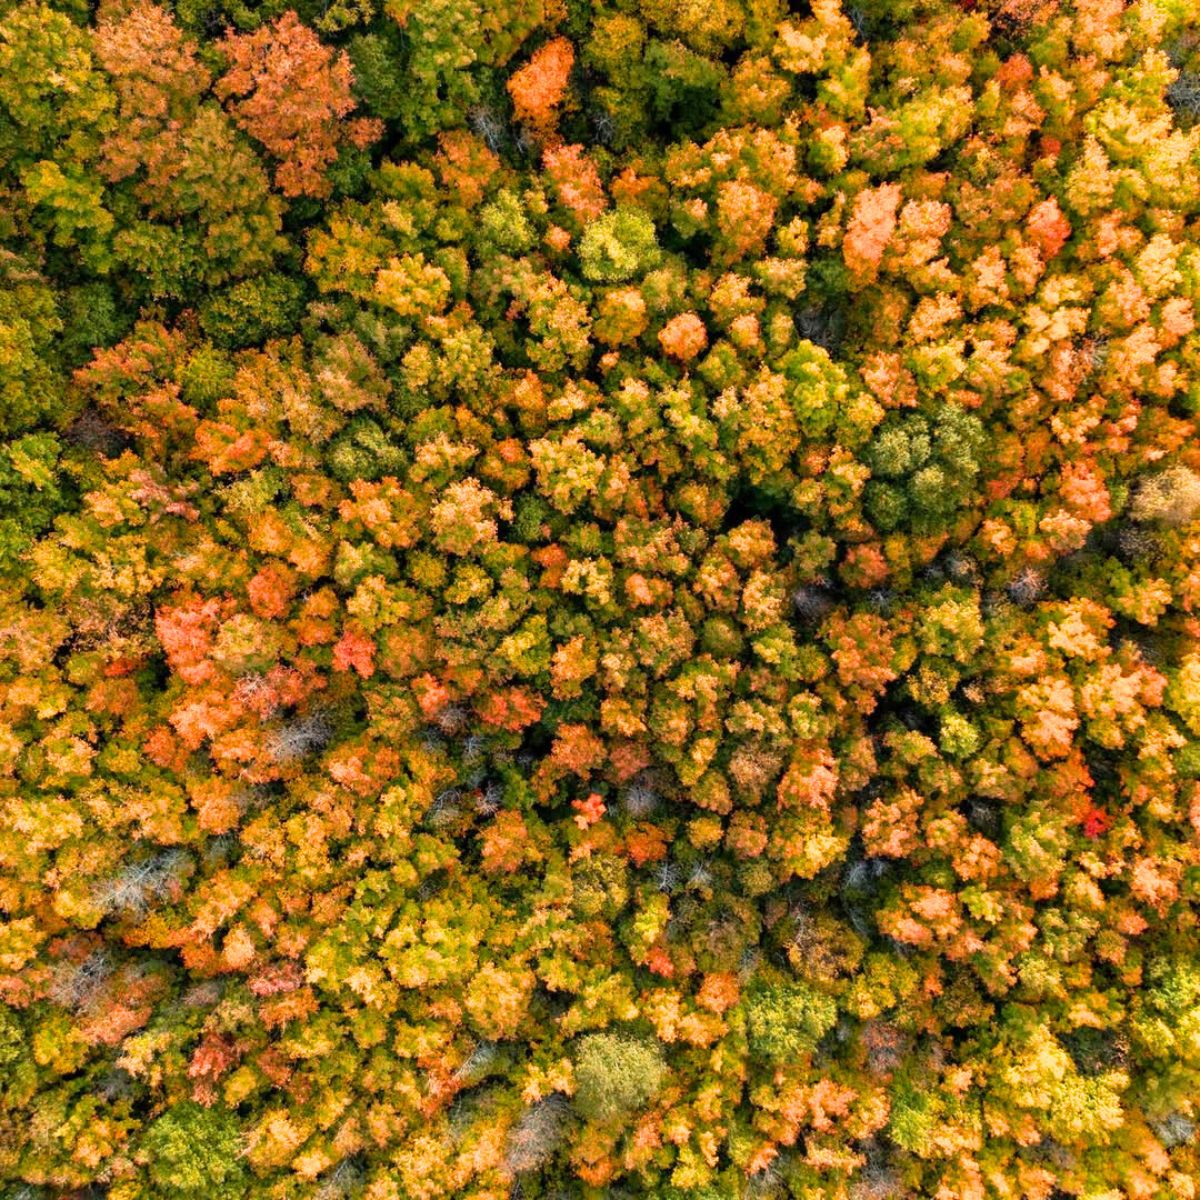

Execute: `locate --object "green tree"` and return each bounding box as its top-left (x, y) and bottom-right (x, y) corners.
top-left (744, 979), bottom-right (837, 1063)
top-left (579, 207), bottom-right (661, 282)
top-left (140, 1102), bottom-right (248, 1197)
top-left (573, 1032), bottom-right (667, 1122)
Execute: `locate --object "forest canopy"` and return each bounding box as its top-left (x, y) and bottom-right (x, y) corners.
top-left (2, 0), bottom-right (1200, 1197)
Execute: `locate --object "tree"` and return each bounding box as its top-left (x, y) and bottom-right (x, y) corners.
top-left (93, 0), bottom-right (211, 183)
top-left (507, 36), bottom-right (574, 135)
top-left (198, 273), bottom-right (305, 347)
top-left (573, 1032), bottom-right (667, 1122)
top-left (140, 1102), bottom-right (248, 1196)
top-left (216, 11), bottom-right (381, 198)
top-left (0, 2), bottom-right (112, 164)
top-left (579, 207), bottom-right (661, 282)
top-left (744, 979), bottom-right (837, 1063)
top-left (0, 252), bottom-right (63, 435)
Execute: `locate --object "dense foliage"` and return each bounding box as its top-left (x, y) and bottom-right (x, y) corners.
top-left (2, 0), bottom-right (1200, 1196)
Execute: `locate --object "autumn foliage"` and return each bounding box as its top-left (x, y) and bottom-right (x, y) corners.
top-left (2, 0), bottom-right (1200, 1198)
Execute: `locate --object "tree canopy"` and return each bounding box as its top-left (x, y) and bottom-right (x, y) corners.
top-left (2, 0), bottom-right (1200, 1197)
